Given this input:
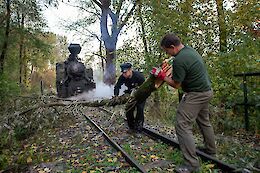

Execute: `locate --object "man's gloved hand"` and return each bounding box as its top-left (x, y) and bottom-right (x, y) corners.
top-left (150, 67), bottom-right (166, 80)
top-left (161, 60), bottom-right (168, 69)
top-left (130, 88), bottom-right (137, 96)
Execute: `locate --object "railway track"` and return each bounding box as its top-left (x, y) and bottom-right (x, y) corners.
top-left (75, 105), bottom-right (243, 173)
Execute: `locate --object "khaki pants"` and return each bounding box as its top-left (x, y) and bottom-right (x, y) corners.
top-left (176, 90), bottom-right (216, 168)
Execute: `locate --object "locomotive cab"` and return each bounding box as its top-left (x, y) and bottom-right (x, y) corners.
top-left (56, 44), bottom-right (96, 98)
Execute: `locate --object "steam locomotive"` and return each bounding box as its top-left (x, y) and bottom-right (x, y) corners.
top-left (56, 44), bottom-right (96, 98)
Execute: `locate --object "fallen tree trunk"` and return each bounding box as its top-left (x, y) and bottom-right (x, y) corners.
top-left (19, 58), bottom-right (175, 114)
top-left (18, 94), bottom-right (131, 115)
top-left (19, 61), bottom-right (174, 115)
top-left (125, 75), bottom-right (157, 111)
top-left (18, 75), bottom-right (160, 115)
top-left (19, 75), bottom-right (158, 113)
top-left (125, 63), bottom-right (172, 111)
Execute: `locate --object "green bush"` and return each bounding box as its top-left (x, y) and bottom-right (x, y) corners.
top-left (0, 130), bottom-right (11, 151)
top-left (0, 74), bottom-right (20, 104)
top-left (0, 154), bottom-right (8, 170)
top-left (14, 125), bottom-right (36, 141)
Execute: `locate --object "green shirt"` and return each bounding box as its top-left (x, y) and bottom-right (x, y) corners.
top-left (172, 46), bottom-right (211, 92)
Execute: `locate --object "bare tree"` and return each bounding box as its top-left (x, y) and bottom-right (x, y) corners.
top-left (216, 0), bottom-right (227, 52)
top-left (0, 0), bottom-right (11, 74)
top-left (67, 0), bottom-right (138, 85)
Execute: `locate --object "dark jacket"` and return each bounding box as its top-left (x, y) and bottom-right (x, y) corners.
top-left (114, 71), bottom-right (145, 96)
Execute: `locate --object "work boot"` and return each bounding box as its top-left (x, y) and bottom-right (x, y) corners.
top-left (126, 126), bottom-right (136, 135)
top-left (175, 164), bottom-right (200, 173)
top-left (135, 121), bottom-right (143, 133)
top-left (134, 131), bottom-right (142, 138)
top-left (135, 126), bottom-right (143, 133)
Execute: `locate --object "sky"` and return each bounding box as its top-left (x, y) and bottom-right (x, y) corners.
top-left (43, 2), bottom-right (103, 68)
top-left (43, 2), bottom-right (81, 43)
top-left (42, 1), bottom-right (135, 52)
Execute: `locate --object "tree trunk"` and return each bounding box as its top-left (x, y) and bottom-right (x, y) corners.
top-left (100, 7), bottom-right (118, 85)
top-left (19, 14), bottom-right (25, 88)
top-left (137, 2), bottom-right (149, 55)
top-left (99, 40), bottom-right (104, 72)
top-left (0, 0), bottom-right (11, 74)
top-left (23, 54), bottom-right (28, 88)
top-left (94, 0), bottom-right (137, 85)
top-left (103, 49), bottom-right (116, 85)
top-left (216, 0), bottom-right (227, 52)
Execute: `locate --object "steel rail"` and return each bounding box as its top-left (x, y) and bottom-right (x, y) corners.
top-left (80, 110), bottom-right (148, 173)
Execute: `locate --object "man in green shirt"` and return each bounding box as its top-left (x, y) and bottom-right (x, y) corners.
top-left (151, 33), bottom-right (216, 173)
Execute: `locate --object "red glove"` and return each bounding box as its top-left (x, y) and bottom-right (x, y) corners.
top-left (150, 67), bottom-right (166, 80)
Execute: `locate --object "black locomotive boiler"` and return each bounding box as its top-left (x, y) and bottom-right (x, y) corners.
top-left (56, 44), bottom-right (96, 98)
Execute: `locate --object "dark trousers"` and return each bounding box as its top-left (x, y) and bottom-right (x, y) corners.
top-left (126, 100), bottom-right (145, 132)
top-left (176, 90), bottom-right (216, 168)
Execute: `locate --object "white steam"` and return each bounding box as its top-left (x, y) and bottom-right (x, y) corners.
top-left (68, 70), bottom-right (127, 101)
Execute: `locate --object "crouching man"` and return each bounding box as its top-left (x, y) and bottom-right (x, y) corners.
top-left (114, 63), bottom-right (146, 133)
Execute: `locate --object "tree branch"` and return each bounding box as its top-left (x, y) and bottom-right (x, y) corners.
top-left (93, 53), bottom-right (106, 60)
top-left (119, 0), bottom-right (138, 30)
top-left (62, 1), bottom-right (100, 16)
top-left (18, 94), bottom-right (130, 116)
top-left (92, 0), bottom-right (102, 8)
top-left (116, 0), bottom-right (123, 17)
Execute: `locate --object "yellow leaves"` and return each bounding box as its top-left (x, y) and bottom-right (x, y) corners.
top-left (58, 157), bottom-right (64, 161)
top-left (116, 151), bottom-right (122, 157)
top-left (31, 144), bottom-right (38, 152)
top-left (150, 154), bottom-right (159, 161)
top-left (38, 168), bottom-right (51, 173)
top-left (141, 155), bottom-right (147, 158)
top-left (141, 155), bottom-right (146, 159)
top-left (107, 157), bottom-right (118, 162)
top-left (96, 159), bottom-right (103, 163)
top-left (71, 154), bottom-right (77, 158)
top-left (205, 163), bottom-right (215, 169)
top-left (89, 168), bottom-right (102, 173)
top-left (27, 156), bottom-right (32, 163)
top-left (150, 155), bottom-right (159, 159)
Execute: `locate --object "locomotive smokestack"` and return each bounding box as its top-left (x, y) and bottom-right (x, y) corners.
top-left (68, 43), bottom-right (81, 56)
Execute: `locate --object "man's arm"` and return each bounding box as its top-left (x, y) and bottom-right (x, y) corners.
top-left (114, 75), bottom-right (124, 96)
top-left (136, 71), bottom-right (145, 85)
top-left (164, 76), bottom-right (181, 89)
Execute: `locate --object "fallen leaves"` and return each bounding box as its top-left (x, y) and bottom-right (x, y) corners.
top-left (150, 154), bottom-right (159, 161)
top-left (27, 156), bottom-right (32, 163)
top-left (107, 157), bottom-right (118, 163)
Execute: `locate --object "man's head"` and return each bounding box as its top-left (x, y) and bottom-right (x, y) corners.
top-left (160, 33), bottom-right (182, 56)
top-left (120, 63), bottom-right (132, 78)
